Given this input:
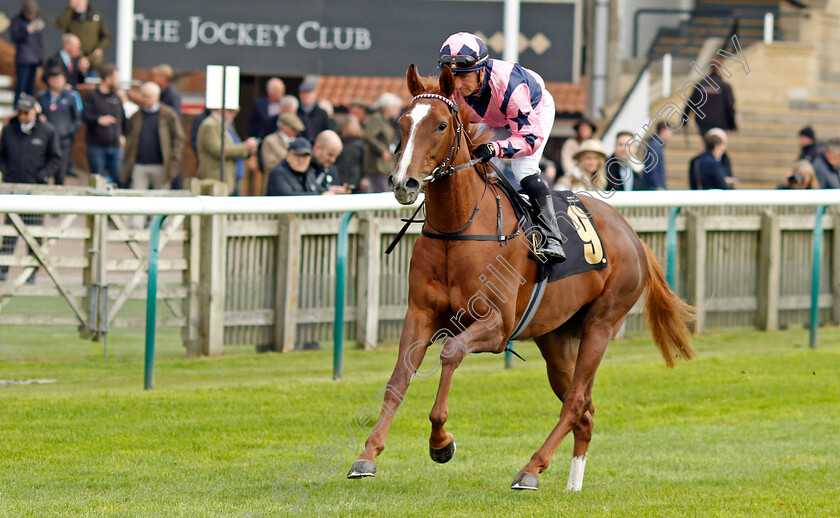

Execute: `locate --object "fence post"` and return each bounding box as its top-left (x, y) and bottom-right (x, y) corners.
top-left (809, 206), bottom-right (827, 349)
top-left (274, 214), bottom-right (301, 352)
top-left (182, 179), bottom-right (202, 356)
top-left (356, 214), bottom-right (381, 350)
top-left (334, 211), bottom-right (354, 380)
top-left (198, 180), bottom-right (227, 356)
top-left (686, 210), bottom-right (706, 334)
top-left (144, 215), bottom-right (167, 390)
top-left (757, 210), bottom-right (781, 331)
top-left (666, 206), bottom-right (681, 288)
top-left (80, 174), bottom-right (107, 339)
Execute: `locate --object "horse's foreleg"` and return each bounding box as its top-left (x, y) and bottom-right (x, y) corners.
top-left (428, 321), bottom-right (507, 463)
top-left (347, 309), bottom-right (437, 479)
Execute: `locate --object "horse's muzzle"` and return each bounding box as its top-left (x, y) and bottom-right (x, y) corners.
top-left (389, 175), bottom-right (421, 205)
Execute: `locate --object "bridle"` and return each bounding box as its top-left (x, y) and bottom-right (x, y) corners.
top-left (410, 93), bottom-right (482, 183)
top-left (385, 92), bottom-right (522, 251)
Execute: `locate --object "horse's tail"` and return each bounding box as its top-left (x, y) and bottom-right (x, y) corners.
top-left (642, 242), bottom-right (696, 368)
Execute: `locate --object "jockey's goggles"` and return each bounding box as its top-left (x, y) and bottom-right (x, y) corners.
top-left (438, 54), bottom-right (488, 72)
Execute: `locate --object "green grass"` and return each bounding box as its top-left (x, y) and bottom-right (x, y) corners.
top-left (1, 326), bottom-right (839, 517)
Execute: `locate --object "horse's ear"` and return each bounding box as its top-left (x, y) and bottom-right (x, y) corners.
top-left (439, 66), bottom-right (455, 98)
top-left (407, 64), bottom-right (425, 96)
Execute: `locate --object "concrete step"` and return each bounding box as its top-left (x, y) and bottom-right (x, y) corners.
top-left (0, 90), bottom-right (14, 104)
top-left (741, 108), bottom-right (840, 125)
top-left (666, 164), bottom-right (790, 185)
top-left (654, 45), bottom-right (703, 55)
top-left (816, 81), bottom-right (840, 98)
top-left (0, 75), bottom-right (12, 89)
top-left (737, 121), bottom-right (838, 139)
top-left (0, 106), bottom-right (14, 119)
top-left (664, 148), bottom-right (795, 169)
top-left (688, 26), bottom-right (731, 35)
top-left (790, 98), bottom-right (840, 111)
top-left (664, 137), bottom-right (799, 155)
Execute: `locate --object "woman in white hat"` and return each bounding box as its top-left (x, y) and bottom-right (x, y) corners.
top-left (570, 138), bottom-right (608, 191)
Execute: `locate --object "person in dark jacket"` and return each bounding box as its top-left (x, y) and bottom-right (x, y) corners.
top-left (310, 130), bottom-right (348, 193)
top-left (248, 77), bottom-right (285, 138)
top-left (696, 132), bottom-right (732, 190)
top-left (150, 64), bottom-right (182, 115)
top-left (55, 0), bottom-right (110, 69)
top-left (682, 63), bottom-right (737, 137)
top-left (10, 0), bottom-right (45, 104)
top-left (640, 120), bottom-right (670, 190)
top-left (0, 94), bottom-right (61, 184)
top-left (798, 126), bottom-right (822, 163)
top-left (689, 128), bottom-right (734, 189)
top-left (82, 63), bottom-right (125, 185)
top-left (267, 138), bottom-right (349, 196)
top-left (334, 115), bottom-right (365, 191)
top-left (44, 33), bottom-right (89, 89)
top-left (0, 95), bottom-right (61, 283)
top-left (37, 67), bottom-right (83, 185)
top-left (810, 138), bottom-right (840, 189)
top-left (266, 138), bottom-right (323, 196)
top-left (296, 79), bottom-right (334, 143)
top-left (605, 131), bottom-right (640, 192)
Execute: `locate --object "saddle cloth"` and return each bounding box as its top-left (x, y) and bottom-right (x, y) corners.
top-left (499, 186), bottom-right (609, 283)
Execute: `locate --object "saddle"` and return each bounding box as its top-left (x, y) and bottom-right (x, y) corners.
top-left (488, 168), bottom-right (609, 284)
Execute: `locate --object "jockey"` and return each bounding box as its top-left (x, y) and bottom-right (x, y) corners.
top-left (439, 32), bottom-right (566, 262)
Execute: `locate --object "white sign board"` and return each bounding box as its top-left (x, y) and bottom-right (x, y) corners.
top-left (205, 65), bottom-right (240, 110)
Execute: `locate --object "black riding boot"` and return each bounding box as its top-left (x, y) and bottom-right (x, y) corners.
top-left (532, 195), bottom-right (566, 262)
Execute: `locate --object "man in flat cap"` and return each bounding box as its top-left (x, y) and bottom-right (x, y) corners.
top-left (259, 112), bottom-right (304, 179)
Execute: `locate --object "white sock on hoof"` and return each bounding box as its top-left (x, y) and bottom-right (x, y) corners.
top-left (566, 456), bottom-right (586, 491)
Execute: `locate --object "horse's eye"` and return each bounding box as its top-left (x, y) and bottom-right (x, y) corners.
top-left (437, 122), bottom-right (447, 131)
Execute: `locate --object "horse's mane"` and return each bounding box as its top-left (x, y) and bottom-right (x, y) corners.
top-left (415, 76), bottom-right (493, 152)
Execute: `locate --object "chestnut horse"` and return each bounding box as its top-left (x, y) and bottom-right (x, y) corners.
top-left (347, 65), bottom-right (695, 491)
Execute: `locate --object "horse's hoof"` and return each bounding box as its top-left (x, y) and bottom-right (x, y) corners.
top-left (510, 470), bottom-right (539, 490)
top-left (429, 439), bottom-right (456, 464)
top-left (346, 460), bottom-right (376, 479)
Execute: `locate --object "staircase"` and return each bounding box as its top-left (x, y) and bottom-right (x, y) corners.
top-left (647, 0), bottom-right (780, 59)
top-left (637, 1), bottom-right (840, 189)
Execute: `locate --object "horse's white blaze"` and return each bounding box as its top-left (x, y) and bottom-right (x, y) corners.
top-left (392, 103), bottom-right (431, 185)
top-left (566, 456), bottom-right (587, 491)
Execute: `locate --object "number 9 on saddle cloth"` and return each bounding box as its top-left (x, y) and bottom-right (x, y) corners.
top-left (511, 188), bottom-right (609, 283)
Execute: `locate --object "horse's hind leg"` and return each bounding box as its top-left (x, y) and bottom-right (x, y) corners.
top-left (527, 329), bottom-right (594, 492)
top-left (513, 306), bottom-right (618, 490)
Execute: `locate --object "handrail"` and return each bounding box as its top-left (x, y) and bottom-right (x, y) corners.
top-left (783, 0), bottom-right (808, 9)
top-left (3, 190), bottom-right (840, 214)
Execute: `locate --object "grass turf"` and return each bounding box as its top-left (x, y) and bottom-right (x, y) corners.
top-left (1, 326), bottom-right (839, 517)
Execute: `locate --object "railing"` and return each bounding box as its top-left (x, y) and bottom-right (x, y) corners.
top-left (3, 188), bottom-right (839, 357)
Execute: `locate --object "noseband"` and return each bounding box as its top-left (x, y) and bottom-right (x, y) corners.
top-left (411, 93), bottom-right (479, 183)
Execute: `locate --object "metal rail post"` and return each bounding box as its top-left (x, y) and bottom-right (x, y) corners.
top-left (334, 212), bottom-right (355, 380)
top-left (145, 215), bottom-right (167, 389)
top-left (666, 206), bottom-right (681, 288)
top-left (809, 206), bottom-right (826, 349)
